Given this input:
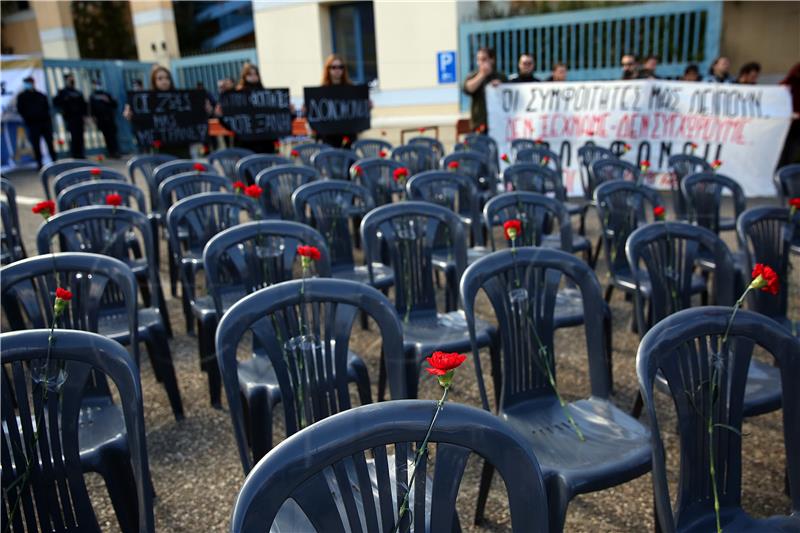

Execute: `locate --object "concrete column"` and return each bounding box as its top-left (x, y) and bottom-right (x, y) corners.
top-left (129, 0), bottom-right (181, 63)
top-left (31, 1), bottom-right (80, 58)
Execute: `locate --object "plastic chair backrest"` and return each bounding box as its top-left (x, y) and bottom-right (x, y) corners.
top-left (1, 328), bottom-right (153, 532)
top-left (126, 153), bottom-right (177, 183)
top-left (626, 222), bottom-right (738, 336)
top-left (352, 157), bottom-right (406, 206)
top-left (461, 248), bottom-right (611, 411)
top-left (407, 136), bottom-right (445, 160)
top-left (441, 151), bottom-right (496, 196)
top-left (406, 170), bottom-right (484, 245)
top-left (58, 180), bottom-right (148, 213)
top-left (361, 201), bottom-right (466, 320)
top-left (230, 400), bottom-right (549, 533)
top-left (510, 139), bottom-right (547, 160)
top-left (208, 147), bottom-right (254, 177)
top-left (40, 158), bottom-right (96, 199)
top-left (312, 148), bottom-right (358, 180)
top-left (668, 154), bottom-right (713, 217)
top-left (292, 180), bottom-right (375, 270)
top-left (235, 154), bottom-right (292, 184)
top-left (352, 138), bottom-right (392, 159)
top-left (203, 219), bottom-right (332, 316)
top-left (0, 178), bottom-right (25, 262)
top-left (681, 172), bottom-right (746, 234)
top-left (503, 163), bottom-right (567, 200)
top-left (390, 144), bottom-right (438, 174)
top-left (216, 278), bottom-right (407, 472)
top-left (577, 144), bottom-right (616, 201)
top-left (514, 146), bottom-right (562, 174)
top-left (53, 167), bottom-right (128, 198)
top-left (636, 306), bottom-right (800, 532)
top-left (591, 158), bottom-right (641, 187)
top-left (483, 191), bottom-right (571, 251)
top-left (255, 164), bottom-right (318, 219)
top-left (158, 172), bottom-right (233, 215)
top-left (775, 163), bottom-right (800, 199)
top-left (292, 142), bottom-right (329, 167)
top-left (595, 181), bottom-right (660, 277)
top-left (736, 206), bottom-right (796, 321)
top-left (150, 160), bottom-right (215, 212)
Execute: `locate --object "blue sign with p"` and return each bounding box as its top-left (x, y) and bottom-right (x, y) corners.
top-left (437, 51), bottom-right (457, 84)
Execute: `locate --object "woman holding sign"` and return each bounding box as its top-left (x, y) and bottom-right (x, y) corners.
top-left (312, 54), bottom-right (361, 149)
top-left (224, 63), bottom-right (280, 154)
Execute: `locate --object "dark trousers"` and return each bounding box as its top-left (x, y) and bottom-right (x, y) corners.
top-left (25, 122), bottom-right (57, 169)
top-left (66, 118), bottom-right (85, 159)
top-left (96, 118), bottom-right (119, 157)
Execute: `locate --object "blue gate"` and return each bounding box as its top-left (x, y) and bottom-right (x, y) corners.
top-left (43, 59), bottom-right (153, 155)
top-left (172, 48), bottom-right (257, 99)
top-left (459, 1), bottom-right (723, 110)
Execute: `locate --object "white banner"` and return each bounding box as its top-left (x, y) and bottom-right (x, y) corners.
top-left (486, 80), bottom-right (793, 197)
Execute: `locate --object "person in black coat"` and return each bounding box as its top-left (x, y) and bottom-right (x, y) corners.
top-left (89, 79), bottom-right (120, 158)
top-left (15, 76), bottom-right (57, 169)
top-left (53, 72), bottom-right (87, 159)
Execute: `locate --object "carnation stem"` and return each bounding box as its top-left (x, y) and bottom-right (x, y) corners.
top-left (391, 386), bottom-right (449, 533)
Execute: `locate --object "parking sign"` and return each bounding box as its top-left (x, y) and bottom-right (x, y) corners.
top-left (437, 51), bottom-right (456, 84)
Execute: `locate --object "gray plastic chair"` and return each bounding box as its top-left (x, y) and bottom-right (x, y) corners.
top-left (668, 154), bottom-right (713, 219)
top-left (407, 135), bottom-right (445, 160)
top-left (235, 153), bottom-right (292, 184)
top-left (352, 138), bottom-right (392, 159)
top-left (312, 148), bottom-right (358, 180)
top-left (208, 147), bottom-right (254, 178)
top-left (40, 158), bottom-right (97, 199)
top-left (255, 164), bottom-right (318, 219)
top-left (390, 144), bottom-right (438, 175)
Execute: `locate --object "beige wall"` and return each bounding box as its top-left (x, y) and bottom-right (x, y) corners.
top-left (722, 1), bottom-right (800, 81)
top-left (31, 1), bottom-right (79, 58)
top-left (1, 13), bottom-right (42, 55)
top-left (130, 0), bottom-right (180, 63)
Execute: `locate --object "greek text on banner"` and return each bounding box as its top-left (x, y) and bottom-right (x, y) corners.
top-left (486, 80), bottom-right (792, 197)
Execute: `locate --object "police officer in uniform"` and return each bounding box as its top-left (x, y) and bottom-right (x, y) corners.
top-left (89, 79), bottom-right (120, 158)
top-left (53, 72), bottom-right (87, 159)
top-left (16, 76), bottom-right (57, 169)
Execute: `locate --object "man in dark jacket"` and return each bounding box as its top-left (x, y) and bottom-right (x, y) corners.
top-left (15, 76), bottom-right (57, 169)
top-left (89, 79), bottom-right (119, 158)
top-left (53, 72), bottom-right (87, 158)
top-left (508, 53), bottom-right (540, 83)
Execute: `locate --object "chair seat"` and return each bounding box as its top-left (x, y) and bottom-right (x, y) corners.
top-left (78, 402), bottom-right (127, 458)
top-left (541, 234), bottom-right (591, 253)
top-left (676, 508), bottom-right (800, 533)
top-left (553, 287), bottom-right (585, 329)
top-left (431, 247), bottom-right (494, 270)
top-left (502, 397), bottom-right (651, 494)
top-left (718, 216), bottom-right (736, 231)
top-left (402, 310), bottom-right (495, 357)
top-left (332, 263), bottom-right (394, 290)
top-left (98, 307), bottom-right (166, 344)
top-left (565, 202), bottom-right (584, 216)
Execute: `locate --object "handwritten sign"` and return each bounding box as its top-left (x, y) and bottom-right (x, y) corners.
top-left (304, 85), bottom-right (370, 135)
top-left (127, 90), bottom-right (208, 146)
top-left (486, 80), bottom-right (793, 197)
top-left (219, 88), bottom-right (292, 140)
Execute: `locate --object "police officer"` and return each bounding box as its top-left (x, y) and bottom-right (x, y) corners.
top-left (53, 72), bottom-right (87, 159)
top-left (89, 79), bottom-right (120, 158)
top-left (16, 76), bottom-right (57, 170)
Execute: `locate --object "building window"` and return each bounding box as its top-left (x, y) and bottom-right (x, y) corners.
top-left (330, 2), bottom-right (377, 85)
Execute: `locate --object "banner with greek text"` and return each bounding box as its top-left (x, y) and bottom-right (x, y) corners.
top-left (486, 80), bottom-right (793, 197)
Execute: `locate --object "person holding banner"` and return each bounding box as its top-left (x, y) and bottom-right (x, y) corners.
top-left (311, 54), bottom-right (362, 148)
top-left (463, 47), bottom-right (506, 133)
top-left (704, 56), bottom-right (734, 84)
top-left (226, 63), bottom-right (279, 154)
top-left (16, 76), bottom-right (57, 170)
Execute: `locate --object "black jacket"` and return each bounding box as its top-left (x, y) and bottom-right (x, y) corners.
top-left (53, 87), bottom-right (87, 120)
top-left (16, 89), bottom-right (51, 124)
top-left (508, 73), bottom-right (540, 83)
top-left (89, 90), bottom-right (117, 121)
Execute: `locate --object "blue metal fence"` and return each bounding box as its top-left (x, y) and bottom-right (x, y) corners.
top-left (459, 1), bottom-right (723, 110)
top-left (172, 48), bottom-right (257, 99)
top-left (43, 58), bottom-right (153, 155)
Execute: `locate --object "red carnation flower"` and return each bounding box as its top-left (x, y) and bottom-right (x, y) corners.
top-left (640, 160), bottom-right (651, 171)
top-left (534, 137), bottom-right (544, 145)
top-left (290, 149), bottom-right (300, 158)
top-left (789, 197), bottom-right (800, 209)
top-left (232, 181), bottom-right (246, 193)
top-left (503, 219), bottom-right (522, 241)
top-left (273, 140), bottom-right (281, 149)
top-left (90, 167), bottom-right (102, 176)
top-left (244, 184), bottom-right (262, 199)
top-left (95, 155), bottom-right (105, 162)
top-left (342, 136), bottom-right (350, 146)
top-left (32, 200), bottom-right (55, 218)
top-left (425, 351), bottom-right (466, 376)
top-left (57, 139), bottom-right (65, 146)
top-left (297, 245), bottom-right (322, 261)
top-left (193, 162), bottom-right (206, 172)
top-left (55, 287), bottom-right (72, 301)
top-left (105, 193), bottom-right (122, 207)
top-left (418, 127), bottom-right (425, 133)
top-left (711, 159), bottom-right (722, 170)
top-left (623, 143), bottom-right (632, 152)
top-left (501, 153), bottom-right (510, 163)
top-left (750, 263), bottom-right (779, 295)
top-left (350, 165), bottom-right (363, 179)
top-left (393, 167), bottom-right (409, 181)
top-left (541, 155), bottom-right (550, 166)
top-left (447, 161), bottom-right (459, 170)
top-left (379, 149), bottom-right (388, 158)
top-left (152, 140), bottom-right (162, 149)
top-left (653, 205), bottom-right (666, 220)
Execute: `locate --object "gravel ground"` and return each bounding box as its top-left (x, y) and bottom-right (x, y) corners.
top-left (3, 157), bottom-right (796, 532)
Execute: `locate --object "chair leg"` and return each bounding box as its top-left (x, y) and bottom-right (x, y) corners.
top-left (377, 350), bottom-right (387, 402)
top-left (603, 306), bottom-right (614, 394)
top-left (630, 391), bottom-right (644, 418)
top-left (347, 355), bottom-right (372, 405)
top-left (359, 309), bottom-right (369, 331)
top-left (181, 284), bottom-right (194, 335)
top-left (166, 238), bottom-right (178, 298)
top-left (198, 319), bottom-right (222, 408)
top-left (145, 326), bottom-right (184, 421)
top-left (604, 284), bottom-right (614, 303)
top-left (156, 282), bottom-right (173, 339)
top-left (489, 338), bottom-right (502, 410)
top-left (546, 480), bottom-right (571, 533)
top-left (247, 390), bottom-right (274, 463)
top-left (94, 450), bottom-right (140, 533)
top-left (473, 460), bottom-right (495, 525)
top-left (592, 236), bottom-right (603, 267)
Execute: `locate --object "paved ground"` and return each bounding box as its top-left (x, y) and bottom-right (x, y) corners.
top-left (3, 157), bottom-right (797, 532)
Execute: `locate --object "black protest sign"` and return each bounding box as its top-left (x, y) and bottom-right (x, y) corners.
top-left (304, 85), bottom-right (370, 135)
top-left (127, 90), bottom-right (208, 146)
top-left (219, 88), bottom-right (292, 140)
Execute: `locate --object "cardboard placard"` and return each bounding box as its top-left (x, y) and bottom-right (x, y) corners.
top-left (304, 84), bottom-right (370, 135)
top-left (219, 88), bottom-right (292, 140)
top-left (127, 90), bottom-right (208, 145)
